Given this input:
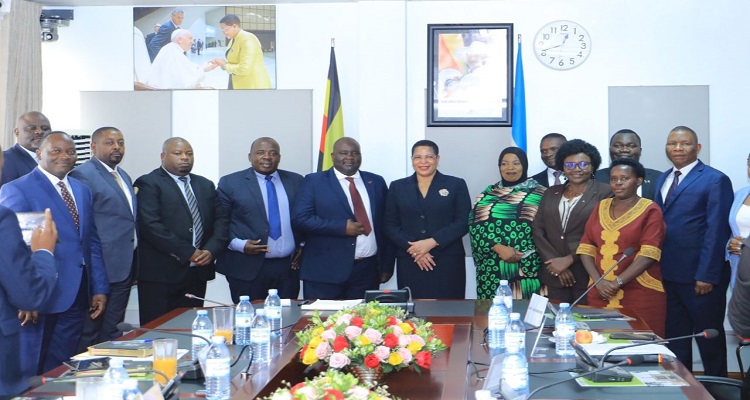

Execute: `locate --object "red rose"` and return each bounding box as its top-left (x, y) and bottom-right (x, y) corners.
top-left (351, 316), bottom-right (364, 328)
top-left (415, 351), bottom-right (432, 369)
top-left (383, 333), bottom-right (399, 349)
top-left (323, 389), bottom-right (345, 400)
top-left (299, 345), bottom-right (308, 361)
top-left (291, 382), bottom-right (306, 394)
top-left (386, 316), bottom-right (398, 326)
top-left (333, 335), bottom-right (349, 352)
top-left (364, 354), bottom-right (381, 369)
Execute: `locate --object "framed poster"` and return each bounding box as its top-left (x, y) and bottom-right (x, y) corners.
top-left (427, 23), bottom-right (513, 127)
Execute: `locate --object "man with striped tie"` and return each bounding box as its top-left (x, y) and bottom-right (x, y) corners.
top-left (134, 137), bottom-right (228, 325)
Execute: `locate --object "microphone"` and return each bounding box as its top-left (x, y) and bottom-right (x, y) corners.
top-left (28, 369), bottom-right (169, 386)
top-left (184, 293), bottom-right (233, 307)
top-left (597, 329), bottom-right (718, 368)
top-left (570, 247), bottom-right (635, 308)
top-left (161, 370), bottom-right (184, 399)
top-left (525, 355), bottom-right (644, 399)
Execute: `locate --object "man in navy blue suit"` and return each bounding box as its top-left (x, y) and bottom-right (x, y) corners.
top-left (595, 129), bottom-right (662, 199)
top-left (216, 137), bottom-right (303, 302)
top-left (0, 148), bottom-right (58, 398)
top-left (0, 111), bottom-right (51, 188)
top-left (71, 127), bottom-right (137, 350)
top-left (147, 8), bottom-right (184, 62)
top-left (655, 126), bottom-right (733, 376)
top-left (0, 132), bottom-right (109, 378)
top-left (292, 137), bottom-right (394, 299)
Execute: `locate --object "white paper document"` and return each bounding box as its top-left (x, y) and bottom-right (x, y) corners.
top-left (300, 299), bottom-right (363, 311)
top-left (580, 342), bottom-right (676, 357)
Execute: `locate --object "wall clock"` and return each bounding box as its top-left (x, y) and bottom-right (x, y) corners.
top-left (533, 20), bottom-right (591, 70)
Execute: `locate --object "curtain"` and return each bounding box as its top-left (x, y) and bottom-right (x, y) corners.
top-left (0, 0), bottom-right (43, 151)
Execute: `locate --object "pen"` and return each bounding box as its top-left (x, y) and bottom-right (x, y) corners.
top-left (297, 300), bottom-right (311, 307)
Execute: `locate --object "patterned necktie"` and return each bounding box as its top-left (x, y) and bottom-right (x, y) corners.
top-left (665, 170), bottom-right (682, 204)
top-left (112, 171), bottom-right (126, 192)
top-left (553, 171), bottom-right (562, 186)
top-left (57, 181), bottom-right (79, 229)
top-left (265, 175), bottom-right (281, 240)
top-left (345, 177), bottom-right (372, 236)
top-left (179, 176), bottom-right (204, 246)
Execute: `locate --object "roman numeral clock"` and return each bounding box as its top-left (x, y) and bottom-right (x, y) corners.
top-left (534, 20), bottom-right (591, 70)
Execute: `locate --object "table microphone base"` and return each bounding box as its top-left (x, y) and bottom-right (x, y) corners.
top-left (178, 360), bottom-right (204, 380)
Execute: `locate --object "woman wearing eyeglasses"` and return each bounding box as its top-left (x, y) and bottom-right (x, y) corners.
top-left (383, 140), bottom-right (471, 299)
top-left (532, 139), bottom-right (612, 304)
top-left (576, 158), bottom-right (666, 337)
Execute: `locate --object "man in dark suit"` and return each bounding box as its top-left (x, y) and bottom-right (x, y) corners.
top-left (135, 137), bottom-right (228, 325)
top-left (292, 137), bottom-right (394, 299)
top-left (70, 127), bottom-right (137, 350)
top-left (0, 148), bottom-right (58, 398)
top-left (216, 137), bottom-right (303, 302)
top-left (595, 129), bottom-right (662, 199)
top-left (530, 133), bottom-right (567, 187)
top-left (147, 8), bottom-right (183, 62)
top-left (0, 132), bottom-right (109, 378)
top-left (0, 111), bottom-right (51, 188)
top-left (145, 23), bottom-right (160, 47)
top-left (655, 126), bottom-right (733, 377)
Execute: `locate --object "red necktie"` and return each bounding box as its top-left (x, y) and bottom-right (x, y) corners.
top-left (345, 177), bottom-right (372, 236)
top-left (57, 181), bottom-right (80, 229)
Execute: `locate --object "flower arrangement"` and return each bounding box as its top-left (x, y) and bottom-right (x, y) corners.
top-left (261, 369), bottom-right (396, 400)
top-left (296, 302), bottom-right (447, 374)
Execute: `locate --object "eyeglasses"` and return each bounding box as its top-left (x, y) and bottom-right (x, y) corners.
top-left (412, 155), bottom-right (437, 161)
top-left (563, 161), bottom-right (591, 170)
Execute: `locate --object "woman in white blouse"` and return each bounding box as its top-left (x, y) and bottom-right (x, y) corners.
top-left (728, 153), bottom-right (750, 288)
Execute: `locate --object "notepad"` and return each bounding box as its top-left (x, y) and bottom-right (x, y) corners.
top-left (300, 299), bottom-right (363, 311)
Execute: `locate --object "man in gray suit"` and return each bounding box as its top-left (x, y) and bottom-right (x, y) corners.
top-left (71, 127), bottom-right (137, 349)
top-left (216, 137), bottom-right (304, 302)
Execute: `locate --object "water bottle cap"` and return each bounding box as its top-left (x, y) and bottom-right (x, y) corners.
top-left (510, 312), bottom-right (520, 319)
top-left (197, 310), bottom-right (207, 316)
top-left (268, 289), bottom-right (278, 295)
top-left (500, 280), bottom-right (508, 285)
top-left (560, 302), bottom-right (570, 308)
top-left (256, 309), bottom-right (267, 315)
top-left (110, 358), bottom-right (124, 367)
top-left (212, 335), bottom-right (227, 344)
top-left (239, 295), bottom-right (250, 301)
top-left (492, 296), bottom-right (502, 304)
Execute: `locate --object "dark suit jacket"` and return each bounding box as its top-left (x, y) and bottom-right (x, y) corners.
top-left (147, 20), bottom-right (178, 62)
top-left (292, 169), bottom-right (394, 284)
top-left (70, 158), bottom-right (137, 283)
top-left (0, 206), bottom-right (57, 396)
top-left (595, 166), bottom-right (662, 200)
top-left (530, 169), bottom-right (551, 187)
top-left (215, 168), bottom-right (303, 281)
top-left (0, 168), bottom-right (109, 313)
top-left (383, 171), bottom-right (470, 257)
top-left (134, 168), bottom-right (229, 284)
top-left (654, 160), bottom-right (733, 284)
top-left (532, 181), bottom-right (613, 290)
top-left (0, 144), bottom-right (37, 188)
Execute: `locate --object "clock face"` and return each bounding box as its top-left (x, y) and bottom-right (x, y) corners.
top-left (534, 20), bottom-right (591, 70)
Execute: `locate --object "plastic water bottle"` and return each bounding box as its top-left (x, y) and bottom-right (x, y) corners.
top-left (192, 310), bottom-right (213, 360)
top-left (487, 296), bottom-right (509, 350)
top-left (251, 309), bottom-right (272, 364)
top-left (235, 295), bottom-right (254, 346)
top-left (204, 336), bottom-right (231, 400)
top-left (501, 338), bottom-right (529, 400)
top-left (264, 289), bottom-right (282, 340)
top-left (474, 389), bottom-right (495, 400)
top-left (121, 378), bottom-right (142, 400)
top-left (555, 302), bottom-right (576, 357)
top-left (102, 358), bottom-right (129, 400)
top-left (505, 312), bottom-right (526, 354)
top-left (497, 279), bottom-right (513, 312)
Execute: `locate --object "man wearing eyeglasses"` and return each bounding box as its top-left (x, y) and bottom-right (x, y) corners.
top-left (595, 129), bottom-right (662, 199)
top-left (0, 112), bottom-right (52, 188)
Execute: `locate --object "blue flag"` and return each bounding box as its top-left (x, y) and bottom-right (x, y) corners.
top-left (511, 40), bottom-right (526, 151)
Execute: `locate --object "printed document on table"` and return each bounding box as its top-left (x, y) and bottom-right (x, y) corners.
top-left (300, 299), bottom-right (363, 311)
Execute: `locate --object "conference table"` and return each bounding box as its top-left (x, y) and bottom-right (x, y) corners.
top-left (23, 299), bottom-right (714, 399)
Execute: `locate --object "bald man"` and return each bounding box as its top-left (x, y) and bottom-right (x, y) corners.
top-left (0, 112), bottom-right (52, 188)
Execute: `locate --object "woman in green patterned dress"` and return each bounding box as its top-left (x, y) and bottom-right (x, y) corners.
top-left (469, 147), bottom-right (547, 299)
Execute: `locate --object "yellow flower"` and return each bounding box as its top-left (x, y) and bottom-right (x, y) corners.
top-left (357, 335), bottom-right (371, 346)
top-left (407, 341), bottom-right (423, 355)
top-left (313, 327), bottom-right (325, 336)
top-left (388, 352), bottom-right (403, 366)
top-left (398, 322), bottom-right (413, 334)
top-left (309, 336), bottom-right (323, 349)
top-left (302, 347), bottom-right (318, 365)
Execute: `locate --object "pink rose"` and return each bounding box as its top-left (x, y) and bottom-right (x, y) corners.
top-left (347, 386), bottom-right (371, 400)
top-left (328, 352), bottom-right (351, 368)
top-left (410, 334), bottom-right (426, 346)
top-left (315, 341), bottom-right (331, 359)
top-left (374, 345), bottom-right (391, 361)
top-left (321, 329), bottom-right (337, 341)
top-left (397, 347), bottom-right (413, 364)
top-left (363, 328), bottom-right (383, 345)
top-left (390, 325), bottom-right (403, 336)
top-left (336, 314), bottom-right (353, 325)
top-left (398, 334), bottom-right (412, 347)
top-left (294, 386), bottom-right (317, 399)
top-left (344, 325), bottom-right (362, 340)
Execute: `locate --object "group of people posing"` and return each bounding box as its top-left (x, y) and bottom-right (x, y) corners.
top-left (0, 110), bottom-right (746, 397)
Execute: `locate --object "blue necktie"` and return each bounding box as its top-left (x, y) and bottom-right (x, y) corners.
top-left (266, 175), bottom-right (281, 240)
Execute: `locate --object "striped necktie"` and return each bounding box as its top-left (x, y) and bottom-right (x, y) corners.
top-left (57, 181), bottom-right (79, 229)
top-left (179, 176), bottom-right (204, 246)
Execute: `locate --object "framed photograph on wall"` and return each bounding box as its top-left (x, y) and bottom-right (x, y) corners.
top-left (427, 23), bottom-right (513, 127)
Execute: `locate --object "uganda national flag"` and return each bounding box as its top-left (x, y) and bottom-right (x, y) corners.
top-left (317, 46), bottom-right (344, 172)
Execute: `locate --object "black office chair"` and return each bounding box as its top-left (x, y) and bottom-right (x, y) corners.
top-left (737, 339), bottom-right (750, 379)
top-left (694, 375), bottom-right (749, 400)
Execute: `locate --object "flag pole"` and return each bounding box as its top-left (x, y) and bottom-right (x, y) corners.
top-left (331, 38), bottom-right (335, 48)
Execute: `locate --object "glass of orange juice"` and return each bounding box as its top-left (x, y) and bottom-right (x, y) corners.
top-left (212, 306), bottom-right (234, 345)
top-left (153, 338), bottom-right (178, 385)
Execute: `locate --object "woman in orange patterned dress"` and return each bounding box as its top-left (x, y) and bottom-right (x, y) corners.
top-left (577, 158), bottom-right (667, 337)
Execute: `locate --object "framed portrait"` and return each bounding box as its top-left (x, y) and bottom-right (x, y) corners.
top-left (427, 23), bottom-right (513, 127)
